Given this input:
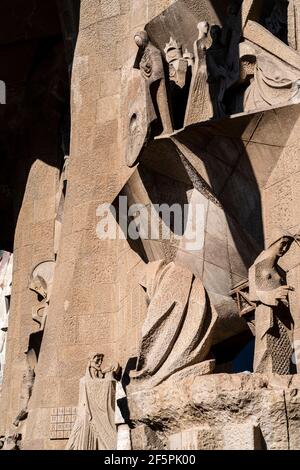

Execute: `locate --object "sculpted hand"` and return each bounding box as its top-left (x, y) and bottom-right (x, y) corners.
top-left (274, 285), bottom-right (294, 301)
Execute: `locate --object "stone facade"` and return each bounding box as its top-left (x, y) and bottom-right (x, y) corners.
top-left (0, 0), bottom-right (300, 450)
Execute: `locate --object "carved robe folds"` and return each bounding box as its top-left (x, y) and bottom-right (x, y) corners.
top-left (248, 235), bottom-right (296, 374)
top-left (133, 261), bottom-right (217, 387)
top-left (241, 41), bottom-right (300, 112)
top-left (0, 252), bottom-right (13, 384)
top-left (66, 371), bottom-right (117, 450)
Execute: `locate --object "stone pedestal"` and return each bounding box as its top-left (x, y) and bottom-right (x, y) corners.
top-left (128, 372), bottom-right (300, 450)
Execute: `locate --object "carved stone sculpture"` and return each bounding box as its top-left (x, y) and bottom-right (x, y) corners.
top-left (0, 252), bottom-right (13, 385)
top-left (126, 31), bottom-right (172, 167)
top-left (241, 40), bottom-right (300, 112)
top-left (265, 0), bottom-right (288, 43)
top-left (54, 155), bottom-right (69, 256)
top-left (132, 260), bottom-right (217, 387)
top-left (1, 433), bottom-right (21, 451)
top-left (249, 232), bottom-right (298, 374)
top-left (66, 354), bottom-right (120, 450)
top-left (221, 1), bottom-right (241, 85)
top-left (29, 260), bottom-right (56, 331)
top-left (164, 37), bottom-right (193, 129)
top-left (13, 365), bottom-right (35, 427)
top-left (164, 37), bottom-right (190, 89)
top-left (184, 21), bottom-right (212, 125)
top-left (198, 1), bottom-right (241, 119)
top-left (206, 25), bottom-right (228, 119)
top-left (135, 31), bottom-right (172, 134)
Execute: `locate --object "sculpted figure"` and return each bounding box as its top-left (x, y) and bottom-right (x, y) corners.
top-left (249, 232), bottom-right (298, 374)
top-left (88, 353), bottom-right (120, 380)
top-left (265, 0), bottom-right (288, 43)
top-left (54, 155), bottom-right (69, 256)
top-left (206, 2), bottom-right (241, 118)
top-left (242, 41), bottom-right (300, 112)
top-left (220, 1), bottom-right (241, 92)
top-left (66, 354), bottom-right (120, 450)
top-left (184, 21), bottom-right (212, 125)
top-left (164, 37), bottom-right (193, 129)
top-left (13, 365), bottom-right (35, 427)
top-left (0, 252), bottom-right (13, 385)
top-left (29, 260), bottom-right (55, 331)
top-left (132, 260), bottom-right (217, 387)
top-left (1, 433), bottom-right (21, 451)
top-left (135, 30), bottom-right (172, 133)
top-left (206, 25), bottom-right (228, 118)
top-left (164, 37), bottom-right (189, 89)
top-left (126, 31), bottom-right (172, 167)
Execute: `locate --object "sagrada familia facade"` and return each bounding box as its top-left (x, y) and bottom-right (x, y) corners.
top-left (1, 0), bottom-right (300, 450)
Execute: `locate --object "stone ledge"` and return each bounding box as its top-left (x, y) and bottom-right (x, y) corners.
top-left (128, 373), bottom-right (300, 450)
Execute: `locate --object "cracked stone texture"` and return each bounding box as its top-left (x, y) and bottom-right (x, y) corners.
top-left (128, 373), bottom-right (300, 450)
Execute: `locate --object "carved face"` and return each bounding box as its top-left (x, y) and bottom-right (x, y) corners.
top-left (277, 237), bottom-right (293, 257)
top-left (29, 275), bottom-right (47, 298)
top-left (270, 236), bottom-right (293, 258)
top-left (93, 354), bottom-right (104, 366)
top-left (134, 31), bottom-right (149, 48)
top-left (198, 21), bottom-right (209, 39)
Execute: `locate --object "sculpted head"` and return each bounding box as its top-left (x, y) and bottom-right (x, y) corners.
top-left (134, 31), bottom-right (149, 48)
top-left (227, 1), bottom-right (240, 16)
top-left (197, 21), bottom-right (209, 40)
top-left (92, 353), bottom-right (104, 366)
top-left (210, 25), bottom-right (222, 43)
top-left (267, 233), bottom-right (295, 258)
top-left (29, 275), bottom-right (47, 298)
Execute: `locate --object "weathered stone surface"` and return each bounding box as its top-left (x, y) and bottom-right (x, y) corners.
top-left (1, 0), bottom-right (300, 452)
top-left (128, 373), bottom-right (300, 450)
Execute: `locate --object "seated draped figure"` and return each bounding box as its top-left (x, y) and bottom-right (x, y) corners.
top-left (131, 260), bottom-right (217, 387)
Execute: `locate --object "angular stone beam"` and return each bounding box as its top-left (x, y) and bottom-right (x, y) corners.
top-left (244, 19), bottom-right (300, 70)
top-left (241, 0), bottom-right (256, 29)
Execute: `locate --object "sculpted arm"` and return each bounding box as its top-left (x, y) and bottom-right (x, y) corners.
top-left (255, 285), bottom-right (294, 307)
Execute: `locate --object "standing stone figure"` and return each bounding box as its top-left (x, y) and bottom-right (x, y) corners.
top-left (132, 261), bottom-right (217, 387)
top-left (164, 37), bottom-right (189, 89)
top-left (184, 21), bottom-right (212, 125)
top-left (265, 0), bottom-right (288, 43)
top-left (0, 252), bottom-right (13, 385)
top-left (221, 1), bottom-right (241, 83)
top-left (126, 31), bottom-right (172, 167)
top-left (13, 365), bottom-right (35, 427)
top-left (206, 25), bottom-right (228, 119)
top-left (29, 260), bottom-right (56, 331)
top-left (66, 354), bottom-right (120, 450)
top-left (54, 155), bottom-right (69, 256)
top-left (134, 31), bottom-right (172, 135)
top-left (249, 232), bottom-right (298, 374)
